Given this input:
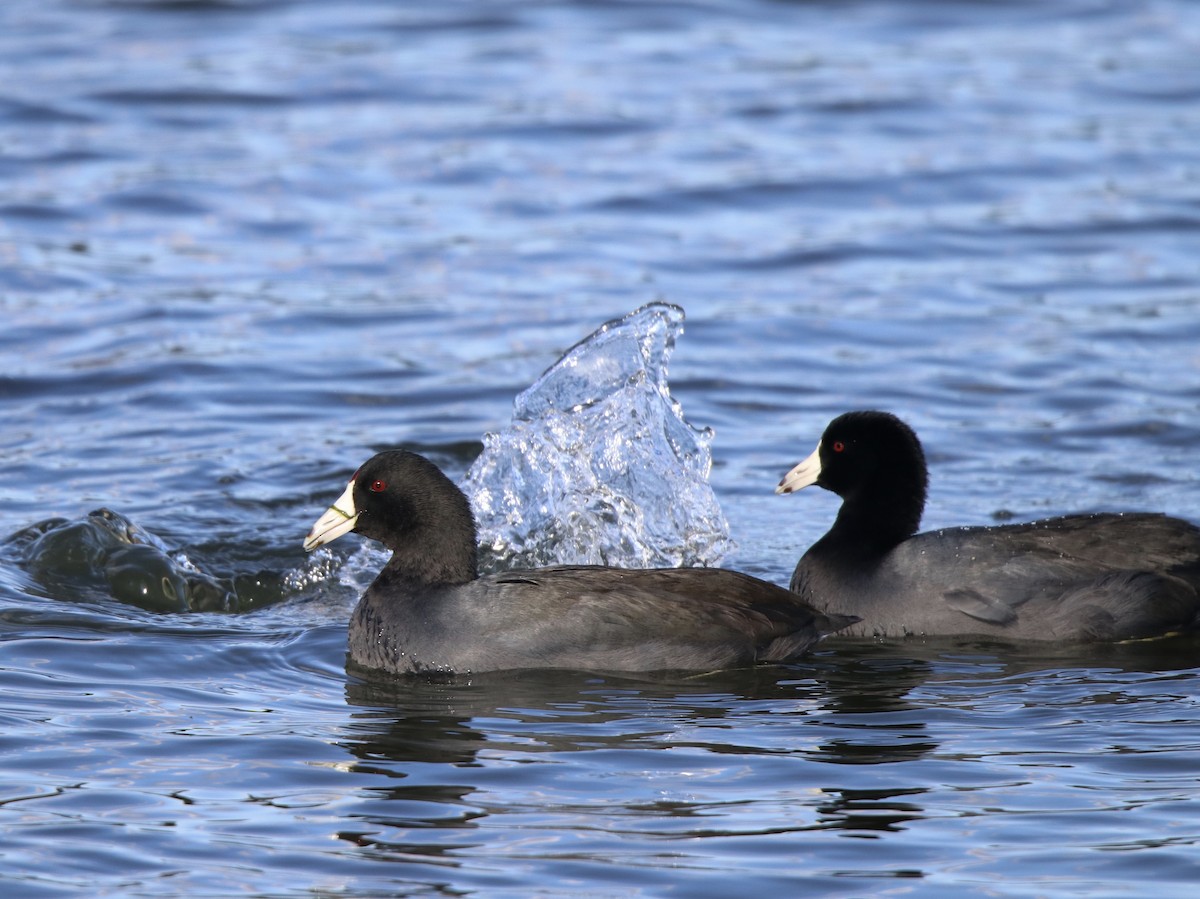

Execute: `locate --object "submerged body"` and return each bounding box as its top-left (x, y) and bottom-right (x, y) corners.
top-left (307, 450), bottom-right (853, 675)
top-left (778, 411), bottom-right (1200, 642)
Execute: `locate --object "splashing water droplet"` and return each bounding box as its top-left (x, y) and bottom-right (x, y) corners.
top-left (462, 303), bottom-right (734, 571)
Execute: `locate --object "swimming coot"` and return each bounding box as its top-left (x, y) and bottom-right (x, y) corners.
top-left (777, 410), bottom-right (1200, 641)
top-left (306, 449), bottom-right (856, 674)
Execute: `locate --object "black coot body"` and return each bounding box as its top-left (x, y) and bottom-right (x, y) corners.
top-left (306, 450), bottom-right (855, 675)
top-left (777, 411), bottom-right (1200, 641)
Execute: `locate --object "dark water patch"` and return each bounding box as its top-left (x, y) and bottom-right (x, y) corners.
top-left (1087, 73), bottom-right (1200, 105)
top-left (807, 94), bottom-right (935, 116)
top-left (0, 96), bottom-right (95, 125)
top-left (1, 362), bottom-right (224, 403)
top-left (985, 213), bottom-right (1200, 241)
top-left (444, 116), bottom-right (658, 143)
top-left (102, 189), bottom-right (211, 217)
top-left (585, 165), bottom-right (1046, 216)
top-left (696, 239), bottom-right (925, 272)
top-left (0, 203), bottom-right (83, 222)
top-left (95, 0), bottom-right (286, 11)
top-left (378, 10), bottom-right (525, 34)
top-left (236, 217), bottom-right (312, 238)
top-left (89, 87), bottom-right (292, 109)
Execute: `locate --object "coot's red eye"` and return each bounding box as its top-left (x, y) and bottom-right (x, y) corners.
top-left (369, 479), bottom-right (387, 493)
top-left (832, 441), bottom-right (845, 453)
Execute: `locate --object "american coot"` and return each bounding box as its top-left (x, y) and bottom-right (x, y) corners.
top-left (306, 450), bottom-right (856, 675)
top-left (777, 410), bottom-right (1200, 642)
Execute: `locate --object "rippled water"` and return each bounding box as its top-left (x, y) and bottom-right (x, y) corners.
top-left (3, 0), bottom-right (1200, 895)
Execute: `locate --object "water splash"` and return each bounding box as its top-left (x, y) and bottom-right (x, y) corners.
top-left (463, 302), bottom-right (734, 570)
top-left (6, 508), bottom-right (279, 613)
top-left (4, 305), bottom-right (734, 612)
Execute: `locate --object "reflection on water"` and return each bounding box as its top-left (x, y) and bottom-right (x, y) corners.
top-left (325, 639), bottom-right (1200, 891)
top-left (4, 593), bottom-right (1200, 894)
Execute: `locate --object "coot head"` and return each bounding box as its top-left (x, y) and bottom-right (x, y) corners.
top-left (776, 411), bottom-right (928, 549)
top-left (304, 450), bottom-right (478, 585)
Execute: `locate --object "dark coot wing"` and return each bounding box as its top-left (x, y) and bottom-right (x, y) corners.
top-left (482, 565), bottom-right (852, 668)
top-left (994, 513), bottom-right (1200, 570)
top-left (942, 588), bottom-right (1019, 625)
top-left (1048, 570), bottom-right (1200, 640)
top-left (903, 520), bottom-right (1200, 638)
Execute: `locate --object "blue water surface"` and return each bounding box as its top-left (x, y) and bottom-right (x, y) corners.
top-left (3, 0), bottom-right (1200, 896)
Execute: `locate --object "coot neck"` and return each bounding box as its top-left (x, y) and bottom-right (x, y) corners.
top-left (821, 475), bottom-right (924, 562)
top-left (381, 536), bottom-right (478, 588)
top-left (371, 484), bottom-right (479, 587)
